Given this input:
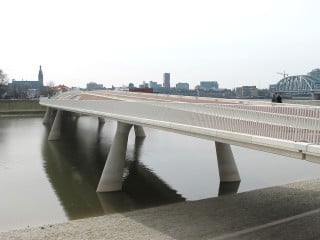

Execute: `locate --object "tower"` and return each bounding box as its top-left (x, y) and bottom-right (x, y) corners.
top-left (38, 65), bottom-right (43, 87)
top-left (163, 73), bottom-right (170, 89)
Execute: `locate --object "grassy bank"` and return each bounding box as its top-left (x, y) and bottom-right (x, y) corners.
top-left (0, 99), bottom-right (46, 116)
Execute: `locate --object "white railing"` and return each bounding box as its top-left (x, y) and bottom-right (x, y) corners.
top-left (41, 97), bottom-right (320, 145)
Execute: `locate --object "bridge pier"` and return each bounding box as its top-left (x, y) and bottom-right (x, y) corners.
top-left (97, 121), bottom-right (132, 192)
top-left (134, 125), bottom-right (146, 138)
top-left (215, 142), bottom-right (241, 182)
top-left (43, 107), bottom-right (56, 125)
top-left (43, 107), bottom-right (52, 125)
top-left (98, 117), bottom-right (105, 125)
top-left (72, 112), bottom-right (81, 122)
top-left (48, 110), bottom-right (63, 141)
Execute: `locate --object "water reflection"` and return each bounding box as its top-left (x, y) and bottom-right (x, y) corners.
top-left (41, 116), bottom-right (185, 220)
top-left (3, 116), bottom-right (320, 232)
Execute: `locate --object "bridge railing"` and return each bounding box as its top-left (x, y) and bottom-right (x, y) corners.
top-left (41, 98), bottom-right (320, 145)
top-left (141, 101), bottom-right (320, 145)
top-left (211, 103), bottom-right (320, 118)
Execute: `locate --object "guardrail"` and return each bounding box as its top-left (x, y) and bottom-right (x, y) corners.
top-left (41, 97), bottom-right (320, 145)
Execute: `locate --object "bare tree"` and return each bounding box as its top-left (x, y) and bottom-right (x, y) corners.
top-left (47, 80), bottom-right (55, 97)
top-left (0, 69), bottom-right (8, 85)
top-left (0, 69), bottom-right (8, 98)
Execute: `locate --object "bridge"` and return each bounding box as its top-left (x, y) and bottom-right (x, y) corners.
top-left (274, 75), bottom-right (320, 99)
top-left (40, 90), bottom-right (320, 192)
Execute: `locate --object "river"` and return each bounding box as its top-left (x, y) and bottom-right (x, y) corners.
top-left (1, 116), bottom-right (320, 232)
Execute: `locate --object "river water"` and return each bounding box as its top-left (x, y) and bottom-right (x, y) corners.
top-left (1, 116), bottom-right (320, 232)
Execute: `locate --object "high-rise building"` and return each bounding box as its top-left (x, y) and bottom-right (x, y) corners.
top-left (163, 73), bottom-right (170, 89)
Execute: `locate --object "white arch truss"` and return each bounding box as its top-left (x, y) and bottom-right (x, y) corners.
top-left (276, 75), bottom-right (320, 92)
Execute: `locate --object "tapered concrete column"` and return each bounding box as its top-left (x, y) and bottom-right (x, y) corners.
top-left (98, 117), bottom-right (105, 124)
top-left (42, 107), bottom-right (52, 125)
top-left (218, 181), bottom-right (240, 196)
top-left (97, 121), bottom-right (132, 192)
top-left (73, 112), bottom-right (81, 122)
top-left (134, 125), bottom-right (146, 138)
top-left (215, 142), bottom-right (241, 182)
top-left (48, 110), bottom-right (63, 141)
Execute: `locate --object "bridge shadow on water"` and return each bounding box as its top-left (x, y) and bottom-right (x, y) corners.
top-left (41, 115), bottom-right (188, 220)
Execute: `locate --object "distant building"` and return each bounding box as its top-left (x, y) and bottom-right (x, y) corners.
top-left (11, 66), bottom-right (44, 98)
top-left (308, 69), bottom-right (320, 81)
top-left (163, 73), bottom-right (170, 89)
top-left (258, 88), bottom-right (272, 98)
top-left (86, 82), bottom-right (105, 91)
top-left (200, 81), bottom-right (219, 90)
top-left (128, 83), bottom-right (134, 89)
top-left (149, 81), bottom-right (159, 89)
top-left (149, 81), bottom-right (157, 89)
top-left (235, 86), bottom-right (258, 98)
top-left (269, 84), bottom-right (277, 93)
top-left (53, 85), bottom-right (70, 94)
top-left (139, 81), bottom-right (149, 88)
top-left (129, 88), bottom-right (153, 93)
top-left (26, 89), bottom-right (39, 99)
top-left (38, 65), bottom-right (43, 86)
top-left (176, 82), bottom-right (189, 90)
top-left (12, 66), bottom-right (44, 90)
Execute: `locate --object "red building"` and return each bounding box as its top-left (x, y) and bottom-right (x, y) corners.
top-left (129, 88), bottom-right (153, 93)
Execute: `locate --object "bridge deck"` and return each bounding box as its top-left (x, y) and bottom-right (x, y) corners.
top-left (41, 90), bottom-right (320, 162)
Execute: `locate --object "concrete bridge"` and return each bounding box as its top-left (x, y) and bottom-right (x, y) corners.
top-left (40, 90), bottom-right (320, 192)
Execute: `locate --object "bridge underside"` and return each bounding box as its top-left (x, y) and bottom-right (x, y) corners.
top-left (44, 108), bottom-right (241, 192)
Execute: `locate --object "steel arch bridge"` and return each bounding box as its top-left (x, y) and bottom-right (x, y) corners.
top-left (275, 75), bottom-right (320, 93)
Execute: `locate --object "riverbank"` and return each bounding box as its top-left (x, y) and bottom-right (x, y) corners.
top-left (0, 99), bottom-right (46, 117)
top-left (2, 178), bottom-right (320, 239)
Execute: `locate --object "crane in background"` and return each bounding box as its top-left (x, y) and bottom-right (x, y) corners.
top-left (277, 71), bottom-right (289, 79)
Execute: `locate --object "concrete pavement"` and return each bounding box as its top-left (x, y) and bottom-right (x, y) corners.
top-left (2, 179), bottom-right (320, 239)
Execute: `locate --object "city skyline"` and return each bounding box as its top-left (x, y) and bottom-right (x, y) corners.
top-left (1, 0), bottom-right (320, 89)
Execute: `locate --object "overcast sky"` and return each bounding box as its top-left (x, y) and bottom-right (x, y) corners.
top-left (1, 0), bottom-right (320, 89)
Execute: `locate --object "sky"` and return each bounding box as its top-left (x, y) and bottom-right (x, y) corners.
top-left (1, 0), bottom-right (320, 89)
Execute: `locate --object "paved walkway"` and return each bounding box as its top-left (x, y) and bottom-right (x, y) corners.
top-left (2, 179), bottom-right (320, 240)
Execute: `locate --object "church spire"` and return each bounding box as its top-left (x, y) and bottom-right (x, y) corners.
top-left (38, 65), bottom-right (43, 87)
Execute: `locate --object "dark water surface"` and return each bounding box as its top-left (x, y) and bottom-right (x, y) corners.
top-left (1, 116), bottom-right (320, 232)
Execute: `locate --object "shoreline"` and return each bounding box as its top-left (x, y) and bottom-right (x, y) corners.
top-left (0, 110), bottom-right (45, 117)
top-left (2, 178), bottom-right (320, 239)
top-left (0, 99), bottom-right (46, 117)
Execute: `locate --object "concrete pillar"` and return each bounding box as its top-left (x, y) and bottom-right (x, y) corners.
top-left (218, 181), bottom-right (240, 196)
top-left (48, 110), bottom-right (63, 141)
top-left (42, 107), bottom-right (52, 125)
top-left (97, 121), bottom-right (132, 192)
top-left (98, 117), bottom-right (105, 124)
top-left (215, 142), bottom-right (241, 182)
top-left (134, 125), bottom-right (146, 138)
top-left (73, 112), bottom-right (81, 122)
